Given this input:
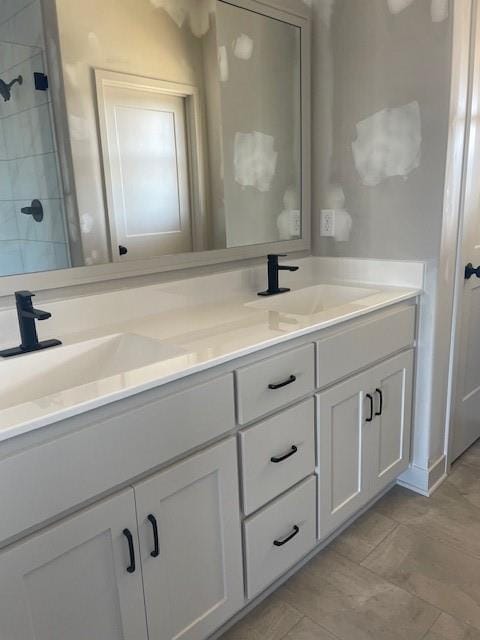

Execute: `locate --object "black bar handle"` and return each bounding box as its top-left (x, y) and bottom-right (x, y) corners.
top-left (271, 445), bottom-right (298, 463)
top-left (465, 263), bottom-right (480, 279)
top-left (273, 524), bottom-right (300, 547)
top-left (375, 388), bottom-right (383, 416)
top-left (122, 528), bottom-right (136, 573)
top-left (268, 374), bottom-right (296, 390)
top-left (365, 393), bottom-right (374, 422)
top-left (147, 514), bottom-right (160, 558)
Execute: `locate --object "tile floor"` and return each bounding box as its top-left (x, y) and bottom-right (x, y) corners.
top-left (221, 440), bottom-right (480, 640)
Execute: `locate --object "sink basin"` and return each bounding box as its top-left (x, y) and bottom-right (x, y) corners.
top-left (0, 333), bottom-right (185, 411)
top-left (246, 284), bottom-right (379, 316)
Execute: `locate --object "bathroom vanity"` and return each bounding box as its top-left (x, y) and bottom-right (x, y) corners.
top-left (0, 0), bottom-right (427, 637)
top-left (0, 259), bottom-right (421, 640)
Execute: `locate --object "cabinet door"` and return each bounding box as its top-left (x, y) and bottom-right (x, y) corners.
top-left (135, 438), bottom-right (244, 640)
top-left (368, 350), bottom-right (414, 495)
top-left (0, 489), bottom-right (148, 640)
top-left (317, 369), bottom-right (372, 539)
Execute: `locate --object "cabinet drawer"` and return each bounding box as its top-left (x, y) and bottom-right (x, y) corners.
top-left (316, 305), bottom-right (415, 388)
top-left (244, 476), bottom-right (316, 598)
top-left (240, 399), bottom-right (315, 515)
top-left (236, 344), bottom-right (315, 424)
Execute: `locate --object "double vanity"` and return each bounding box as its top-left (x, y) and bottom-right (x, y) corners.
top-left (0, 257), bottom-right (421, 640)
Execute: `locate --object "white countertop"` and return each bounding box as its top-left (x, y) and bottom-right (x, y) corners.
top-left (0, 257), bottom-right (423, 442)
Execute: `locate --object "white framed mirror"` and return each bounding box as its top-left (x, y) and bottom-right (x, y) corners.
top-left (0, 0), bottom-right (311, 295)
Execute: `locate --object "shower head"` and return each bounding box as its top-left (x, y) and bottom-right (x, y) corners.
top-left (0, 75), bottom-right (23, 102)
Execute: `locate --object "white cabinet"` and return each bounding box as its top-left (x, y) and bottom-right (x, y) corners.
top-left (369, 350), bottom-right (414, 494)
top-left (0, 489), bottom-right (148, 640)
top-left (134, 437), bottom-right (244, 640)
top-left (0, 440), bottom-right (244, 640)
top-left (317, 368), bottom-right (371, 538)
top-left (318, 349), bottom-right (413, 539)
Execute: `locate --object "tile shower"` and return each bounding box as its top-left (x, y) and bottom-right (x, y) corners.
top-left (0, 0), bottom-right (70, 276)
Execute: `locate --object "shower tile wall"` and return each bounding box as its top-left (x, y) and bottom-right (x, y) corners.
top-left (0, 0), bottom-right (70, 276)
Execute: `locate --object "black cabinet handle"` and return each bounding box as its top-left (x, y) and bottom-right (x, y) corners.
top-left (268, 374), bottom-right (296, 390)
top-left (365, 393), bottom-right (374, 422)
top-left (271, 445), bottom-right (298, 463)
top-left (273, 524), bottom-right (300, 547)
top-left (375, 388), bottom-right (383, 416)
top-left (465, 263), bottom-right (480, 279)
top-left (122, 528), bottom-right (136, 573)
top-left (119, 245), bottom-right (128, 256)
top-left (147, 514), bottom-right (160, 558)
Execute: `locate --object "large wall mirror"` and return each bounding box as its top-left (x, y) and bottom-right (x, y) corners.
top-left (0, 0), bottom-right (310, 289)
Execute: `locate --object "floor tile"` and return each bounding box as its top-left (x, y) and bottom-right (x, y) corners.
top-left (278, 549), bottom-right (439, 640)
top-left (446, 463), bottom-right (480, 509)
top-left (329, 509), bottom-right (397, 563)
top-left (374, 482), bottom-right (480, 559)
top-left (423, 612), bottom-right (480, 640)
top-left (285, 617), bottom-right (339, 640)
top-left (460, 441), bottom-right (480, 470)
top-left (362, 525), bottom-right (480, 630)
top-left (221, 592), bottom-right (302, 640)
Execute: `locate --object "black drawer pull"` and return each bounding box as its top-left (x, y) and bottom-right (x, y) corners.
top-left (365, 393), bottom-right (374, 422)
top-left (271, 445), bottom-right (298, 463)
top-left (147, 514), bottom-right (160, 558)
top-left (122, 528), bottom-right (136, 573)
top-left (273, 524), bottom-right (300, 547)
top-left (268, 374), bottom-right (296, 390)
top-left (375, 388), bottom-right (383, 416)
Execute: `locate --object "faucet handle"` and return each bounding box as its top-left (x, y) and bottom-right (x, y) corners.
top-left (15, 290), bottom-right (35, 306)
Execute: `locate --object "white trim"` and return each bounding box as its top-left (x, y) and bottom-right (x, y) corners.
top-left (397, 454), bottom-right (447, 496)
top-left (0, 0), bottom-right (311, 299)
top-left (445, 0), bottom-right (477, 468)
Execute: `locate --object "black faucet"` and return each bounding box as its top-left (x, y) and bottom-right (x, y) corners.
top-left (258, 254), bottom-right (299, 297)
top-left (0, 291), bottom-right (62, 358)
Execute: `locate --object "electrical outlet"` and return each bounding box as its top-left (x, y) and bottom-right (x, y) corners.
top-left (320, 209), bottom-right (335, 237)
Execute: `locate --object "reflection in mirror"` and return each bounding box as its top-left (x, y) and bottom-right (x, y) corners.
top-left (0, 0), bottom-right (303, 277)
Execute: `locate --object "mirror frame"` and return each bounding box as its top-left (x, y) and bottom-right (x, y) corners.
top-left (0, 0), bottom-right (311, 297)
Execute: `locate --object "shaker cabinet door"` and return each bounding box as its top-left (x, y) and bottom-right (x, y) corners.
top-left (134, 437), bottom-right (244, 640)
top-left (368, 350), bottom-right (414, 495)
top-left (317, 369), bottom-right (371, 539)
top-left (0, 489), bottom-right (148, 640)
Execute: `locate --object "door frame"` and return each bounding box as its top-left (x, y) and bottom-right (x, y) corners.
top-left (95, 69), bottom-right (209, 258)
top-left (445, 0), bottom-right (479, 467)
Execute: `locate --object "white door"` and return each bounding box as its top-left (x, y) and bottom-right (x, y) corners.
top-left (368, 350), bottom-right (414, 495)
top-left (96, 71), bottom-right (193, 261)
top-left (0, 489), bottom-right (148, 640)
top-left (317, 369), bottom-right (372, 539)
top-left (134, 438), bottom-right (244, 640)
top-left (453, 4), bottom-right (480, 460)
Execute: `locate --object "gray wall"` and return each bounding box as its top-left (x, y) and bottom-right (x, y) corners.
top-left (312, 0), bottom-right (451, 262)
top-left (311, 0), bottom-right (453, 478)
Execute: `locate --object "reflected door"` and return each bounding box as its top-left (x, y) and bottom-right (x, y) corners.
top-left (96, 71), bottom-right (193, 261)
top-left (453, 3), bottom-right (480, 460)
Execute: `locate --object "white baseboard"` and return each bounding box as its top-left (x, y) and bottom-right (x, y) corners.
top-left (397, 454), bottom-right (447, 496)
